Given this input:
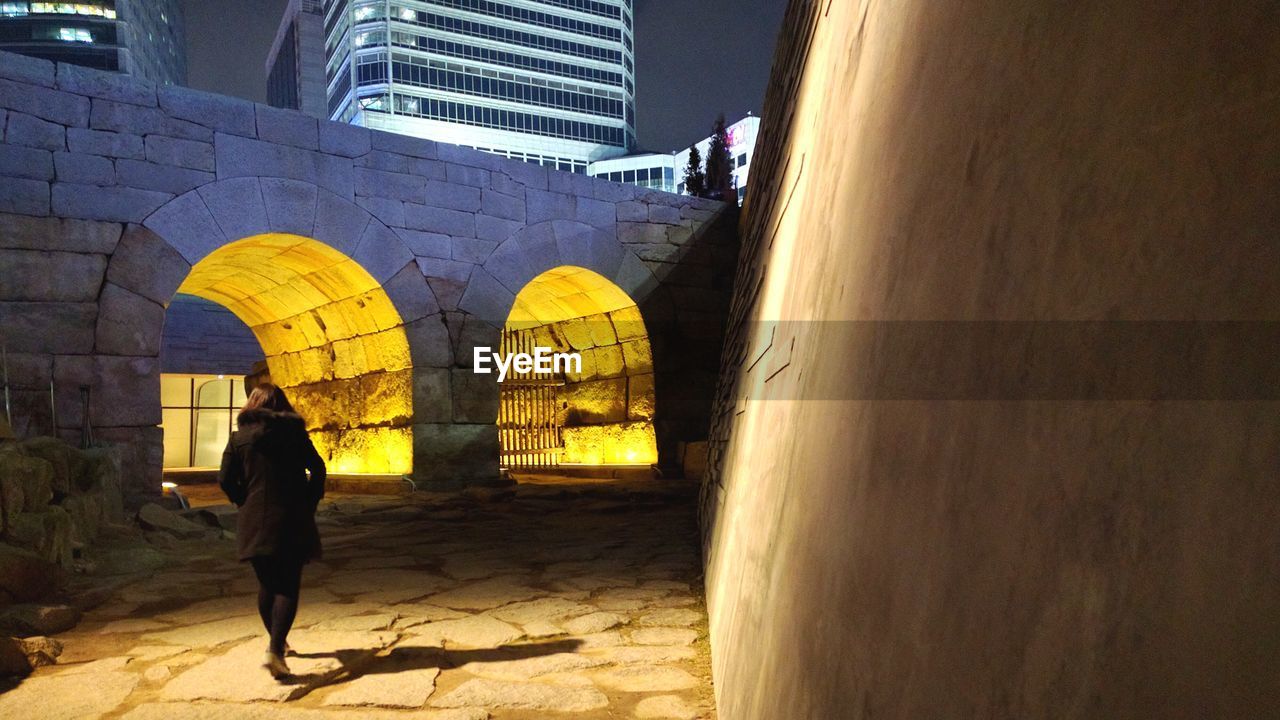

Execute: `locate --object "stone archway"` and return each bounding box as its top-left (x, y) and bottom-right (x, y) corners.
top-left (98, 179), bottom-right (439, 487)
top-left (499, 266), bottom-right (658, 470)
top-left (174, 234), bottom-right (413, 474)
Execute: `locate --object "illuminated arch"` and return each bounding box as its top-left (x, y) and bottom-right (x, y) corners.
top-left (177, 233), bottom-right (413, 474)
top-left (500, 266), bottom-right (657, 468)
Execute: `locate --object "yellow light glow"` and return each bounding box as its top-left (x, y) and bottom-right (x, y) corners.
top-left (502, 266), bottom-right (658, 468)
top-left (178, 233), bottom-right (414, 475)
top-left (561, 422), bottom-right (657, 465)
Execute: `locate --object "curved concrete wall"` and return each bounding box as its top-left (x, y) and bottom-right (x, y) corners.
top-left (702, 1), bottom-right (1280, 718)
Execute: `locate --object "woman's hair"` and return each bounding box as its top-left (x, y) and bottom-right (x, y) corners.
top-left (240, 383), bottom-right (298, 416)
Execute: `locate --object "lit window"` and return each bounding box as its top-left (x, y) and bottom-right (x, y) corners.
top-left (0, 3), bottom-right (27, 16)
top-left (58, 27), bottom-right (93, 42)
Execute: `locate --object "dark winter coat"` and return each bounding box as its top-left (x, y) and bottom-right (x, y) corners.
top-left (217, 409), bottom-right (326, 562)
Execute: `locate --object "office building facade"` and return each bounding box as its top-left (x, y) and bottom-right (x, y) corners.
top-left (322, 0), bottom-right (636, 173)
top-left (0, 1), bottom-right (186, 85)
top-left (588, 114), bottom-right (761, 203)
top-left (267, 0), bottom-right (328, 119)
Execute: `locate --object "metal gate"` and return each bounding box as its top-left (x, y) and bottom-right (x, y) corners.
top-left (497, 328), bottom-right (564, 469)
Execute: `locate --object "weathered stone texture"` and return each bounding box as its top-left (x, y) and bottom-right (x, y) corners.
top-left (144, 135), bottom-right (214, 171)
top-left (0, 145), bottom-right (52, 180)
top-left (53, 151), bottom-right (113, 185)
top-left (0, 176), bottom-right (48, 215)
top-left (0, 50), bottom-right (736, 494)
top-left (53, 183), bottom-right (170, 222)
top-left (0, 249), bottom-right (106, 301)
top-left (6, 111), bottom-right (64, 151)
top-left (56, 63), bottom-right (155, 106)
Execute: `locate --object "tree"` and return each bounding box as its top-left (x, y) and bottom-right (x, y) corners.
top-left (703, 114), bottom-right (734, 201)
top-left (682, 144), bottom-right (705, 198)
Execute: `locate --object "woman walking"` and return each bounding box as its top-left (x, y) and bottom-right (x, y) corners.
top-left (218, 383), bottom-right (326, 679)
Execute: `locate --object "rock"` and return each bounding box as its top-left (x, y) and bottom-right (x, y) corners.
top-left (321, 665), bottom-right (440, 708)
top-left (487, 598), bottom-right (596, 625)
top-left (61, 491), bottom-right (103, 543)
top-left (51, 655), bottom-right (131, 675)
top-left (522, 620), bottom-right (562, 638)
top-left (631, 627), bottom-right (699, 646)
top-left (635, 695), bottom-right (700, 719)
top-left (0, 604), bottom-right (82, 636)
top-left (0, 636), bottom-right (32, 676)
top-left (0, 450), bottom-right (53, 510)
top-left (0, 462), bottom-right (24, 530)
top-left (6, 511), bottom-right (47, 549)
top-left (143, 664), bottom-right (171, 682)
top-left (459, 652), bottom-right (606, 681)
top-left (36, 505), bottom-right (74, 565)
top-left (637, 609), bottom-right (702, 627)
top-left (431, 678), bottom-right (609, 712)
top-left (161, 639), bottom-right (334, 703)
top-left (588, 645), bottom-right (697, 665)
top-left (408, 615), bottom-right (524, 648)
top-left (121, 703), bottom-right (489, 720)
top-left (136, 502), bottom-right (206, 538)
top-left (0, 543), bottom-right (63, 601)
top-left (19, 635), bottom-right (63, 667)
top-left (426, 576), bottom-right (545, 611)
top-left (311, 612), bottom-right (397, 632)
top-left (192, 504), bottom-right (237, 531)
top-left (563, 611), bottom-right (625, 635)
top-left (144, 530), bottom-right (178, 548)
top-left (0, 670), bottom-right (137, 718)
top-left (592, 665), bottom-right (700, 692)
top-left (96, 543), bottom-right (166, 574)
top-left (20, 437), bottom-right (75, 495)
top-left (99, 618), bottom-right (170, 634)
top-left (323, 568), bottom-right (453, 597)
top-left (142, 615), bottom-right (264, 647)
top-left (82, 447), bottom-right (125, 521)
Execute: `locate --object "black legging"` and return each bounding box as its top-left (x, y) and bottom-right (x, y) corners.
top-left (250, 555), bottom-right (304, 656)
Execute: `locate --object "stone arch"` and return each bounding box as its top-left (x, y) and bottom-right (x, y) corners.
top-left (496, 266), bottom-right (658, 470)
top-left (460, 220), bottom-right (658, 328)
top-left (99, 178), bottom-right (441, 478)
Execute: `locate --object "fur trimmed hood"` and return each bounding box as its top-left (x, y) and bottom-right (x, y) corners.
top-left (236, 408), bottom-right (306, 429)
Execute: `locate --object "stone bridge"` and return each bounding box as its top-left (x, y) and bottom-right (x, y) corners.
top-left (0, 51), bottom-right (736, 493)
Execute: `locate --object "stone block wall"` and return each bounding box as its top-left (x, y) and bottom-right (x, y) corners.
top-left (160, 294), bottom-right (263, 375)
top-left (0, 50), bottom-right (738, 492)
top-left (518, 305), bottom-right (657, 465)
top-left (699, 1), bottom-right (1280, 718)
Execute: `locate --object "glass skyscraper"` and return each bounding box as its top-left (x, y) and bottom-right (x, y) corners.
top-left (0, 1), bottom-right (186, 85)
top-left (322, 0), bottom-right (636, 173)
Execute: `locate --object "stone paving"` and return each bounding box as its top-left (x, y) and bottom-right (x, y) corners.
top-left (0, 478), bottom-right (717, 719)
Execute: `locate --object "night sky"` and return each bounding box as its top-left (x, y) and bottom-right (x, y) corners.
top-left (182, 0), bottom-right (787, 151)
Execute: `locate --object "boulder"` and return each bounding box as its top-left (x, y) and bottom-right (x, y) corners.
top-left (0, 465), bottom-right (23, 532)
top-left (0, 449), bottom-right (52, 511)
top-left (61, 492), bottom-right (103, 543)
top-left (93, 452), bottom-right (126, 523)
top-left (189, 504), bottom-right (237, 531)
top-left (19, 636), bottom-right (61, 668)
top-left (0, 635), bottom-right (63, 676)
top-left (136, 502), bottom-right (205, 538)
top-left (0, 542), bottom-right (65, 601)
top-left (20, 437), bottom-right (75, 496)
top-left (6, 512), bottom-right (47, 550)
top-left (28, 507), bottom-right (74, 566)
top-left (0, 604), bottom-right (82, 637)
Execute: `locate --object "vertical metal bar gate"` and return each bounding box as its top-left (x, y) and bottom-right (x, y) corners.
top-left (497, 328), bottom-right (564, 469)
